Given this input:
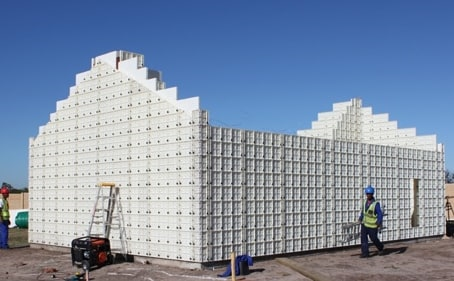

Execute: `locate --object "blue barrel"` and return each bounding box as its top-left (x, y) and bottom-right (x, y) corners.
top-left (15, 211), bottom-right (28, 229)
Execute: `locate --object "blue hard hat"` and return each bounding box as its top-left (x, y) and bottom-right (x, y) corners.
top-left (364, 185), bottom-right (374, 194)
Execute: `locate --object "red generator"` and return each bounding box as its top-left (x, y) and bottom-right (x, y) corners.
top-left (71, 236), bottom-right (114, 271)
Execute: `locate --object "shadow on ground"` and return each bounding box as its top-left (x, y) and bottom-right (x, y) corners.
top-left (350, 246), bottom-right (408, 257)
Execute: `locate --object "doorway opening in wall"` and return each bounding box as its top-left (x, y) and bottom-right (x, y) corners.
top-left (411, 179), bottom-right (420, 227)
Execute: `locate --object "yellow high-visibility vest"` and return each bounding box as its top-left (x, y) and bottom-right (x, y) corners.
top-left (363, 200), bottom-right (378, 228)
top-left (0, 198), bottom-right (9, 220)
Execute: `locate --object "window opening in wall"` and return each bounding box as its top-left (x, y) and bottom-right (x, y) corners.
top-left (411, 179), bottom-right (420, 227)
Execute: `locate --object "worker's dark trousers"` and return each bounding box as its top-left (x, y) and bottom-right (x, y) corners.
top-left (360, 224), bottom-right (383, 256)
top-left (0, 221), bottom-right (9, 249)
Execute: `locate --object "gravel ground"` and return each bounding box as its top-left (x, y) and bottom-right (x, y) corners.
top-left (1, 236), bottom-right (453, 281)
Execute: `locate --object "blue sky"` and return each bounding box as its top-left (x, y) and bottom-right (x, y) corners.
top-left (0, 1), bottom-right (453, 188)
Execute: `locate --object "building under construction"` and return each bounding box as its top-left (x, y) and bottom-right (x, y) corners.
top-left (28, 51), bottom-right (445, 268)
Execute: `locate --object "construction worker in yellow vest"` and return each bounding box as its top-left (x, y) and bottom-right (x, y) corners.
top-left (0, 185), bottom-right (10, 249)
top-left (358, 185), bottom-right (384, 258)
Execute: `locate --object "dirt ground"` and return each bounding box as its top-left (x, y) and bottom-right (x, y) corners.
top-left (1, 236), bottom-right (453, 281)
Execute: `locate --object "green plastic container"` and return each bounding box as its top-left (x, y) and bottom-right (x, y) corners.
top-left (15, 211), bottom-right (28, 229)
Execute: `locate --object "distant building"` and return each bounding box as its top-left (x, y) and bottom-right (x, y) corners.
top-left (29, 51), bottom-right (445, 268)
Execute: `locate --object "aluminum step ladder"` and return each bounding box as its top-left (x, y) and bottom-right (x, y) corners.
top-left (87, 182), bottom-right (127, 257)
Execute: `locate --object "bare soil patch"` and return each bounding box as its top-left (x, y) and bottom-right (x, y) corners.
top-left (3, 229), bottom-right (453, 281)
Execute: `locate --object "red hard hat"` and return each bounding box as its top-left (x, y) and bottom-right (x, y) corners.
top-left (0, 187), bottom-right (9, 195)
